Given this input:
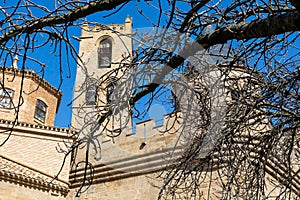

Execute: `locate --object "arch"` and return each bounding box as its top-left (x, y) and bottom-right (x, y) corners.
top-left (86, 84), bottom-right (97, 105)
top-left (98, 37), bottom-right (113, 68)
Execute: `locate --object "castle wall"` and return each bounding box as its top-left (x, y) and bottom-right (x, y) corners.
top-left (67, 175), bottom-right (161, 200)
top-left (68, 116), bottom-right (183, 200)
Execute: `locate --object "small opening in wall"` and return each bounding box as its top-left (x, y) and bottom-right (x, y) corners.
top-left (139, 142), bottom-right (147, 150)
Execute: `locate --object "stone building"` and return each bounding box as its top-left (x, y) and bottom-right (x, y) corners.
top-left (0, 17), bottom-right (298, 200)
top-left (0, 64), bottom-right (73, 199)
top-left (68, 17), bottom-right (299, 200)
top-left (0, 65), bottom-right (61, 126)
top-left (69, 16), bottom-right (181, 199)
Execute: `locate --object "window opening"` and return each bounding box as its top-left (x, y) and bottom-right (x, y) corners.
top-left (34, 100), bottom-right (47, 123)
top-left (86, 85), bottom-right (97, 105)
top-left (98, 38), bottom-right (112, 68)
top-left (0, 88), bottom-right (13, 108)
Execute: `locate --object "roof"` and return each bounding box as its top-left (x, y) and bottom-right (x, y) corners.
top-left (0, 119), bottom-right (77, 139)
top-left (0, 154), bottom-right (69, 196)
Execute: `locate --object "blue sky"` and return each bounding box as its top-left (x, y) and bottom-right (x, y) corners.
top-left (30, 1), bottom-right (227, 127)
top-left (1, 0), bottom-right (169, 128)
top-left (47, 2), bottom-right (161, 127)
top-left (2, 1), bottom-right (297, 128)
top-left (0, 0), bottom-right (229, 128)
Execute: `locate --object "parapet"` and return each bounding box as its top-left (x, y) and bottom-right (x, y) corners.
top-left (81, 17), bottom-right (132, 38)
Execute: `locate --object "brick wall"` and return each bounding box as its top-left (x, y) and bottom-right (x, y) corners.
top-left (0, 67), bottom-right (61, 126)
top-left (0, 181), bottom-right (66, 200)
top-left (0, 124), bottom-right (72, 182)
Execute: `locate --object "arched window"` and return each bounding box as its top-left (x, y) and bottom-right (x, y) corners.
top-left (0, 88), bottom-right (13, 108)
top-left (34, 100), bottom-right (47, 123)
top-left (98, 38), bottom-right (112, 68)
top-left (86, 85), bottom-right (97, 105)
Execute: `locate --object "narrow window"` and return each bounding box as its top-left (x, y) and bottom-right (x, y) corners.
top-left (34, 100), bottom-right (47, 123)
top-left (106, 83), bottom-right (114, 105)
top-left (86, 85), bottom-right (97, 105)
top-left (0, 88), bottom-right (13, 108)
top-left (98, 38), bottom-right (112, 68)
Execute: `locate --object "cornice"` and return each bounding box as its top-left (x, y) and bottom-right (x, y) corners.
top-left (0, 155), bottom-right (69, 196)
top-left (0, 66), bottom-right (62, 101)
top-left (0, 119), bottom-right (77, 139)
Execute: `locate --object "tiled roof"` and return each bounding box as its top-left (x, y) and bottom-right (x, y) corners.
top-left (0, 118), bottom-right (76, 135)
top-left (0, 155), bottom-right (69, 196)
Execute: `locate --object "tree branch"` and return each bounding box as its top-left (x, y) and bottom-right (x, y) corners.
top-left (131, 11), bottom-right (300, 104)
top-left (290, 0), bottom-right (300, 11)
top-left (0, 0), bottom-right (129, 45)
top-left (197, 11), bottom-right (300, 48)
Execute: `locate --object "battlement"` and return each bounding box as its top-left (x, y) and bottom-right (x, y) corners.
top-left (83, 23), bottom-right (126, 32)
top-left (70, 112), bottom-right (183, 189)
top-left (99, 112), bottom-right (181, 144)
top-left (80, 16), bottom-right (133, 38)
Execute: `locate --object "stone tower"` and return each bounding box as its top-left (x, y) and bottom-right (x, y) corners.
top-left (69, 18), bottom-right (180, 200)
top-left (71, 17), bottom-right (133, 130)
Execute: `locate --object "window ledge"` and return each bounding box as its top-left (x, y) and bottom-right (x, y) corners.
top-left (34, 118), bottom-right (45, 125)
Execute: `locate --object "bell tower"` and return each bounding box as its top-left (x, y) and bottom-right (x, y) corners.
top-left (72, 17), bottom-right (133, 131)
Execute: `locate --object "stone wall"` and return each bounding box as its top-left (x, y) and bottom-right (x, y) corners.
top-left (68, 174), bottom-right (161, 200)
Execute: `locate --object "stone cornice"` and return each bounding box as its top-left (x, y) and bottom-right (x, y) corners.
top-left (0, 119), bottom-right (77, 140)
top-left (69, 146), bottom-right (184, 188)
top-left (0, 155), bottom-right (69, 196)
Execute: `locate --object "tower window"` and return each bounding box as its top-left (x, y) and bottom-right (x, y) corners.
top-left (0, 88), bottom-right (13, 108)
top-left (106, 83), bottom-right (115, 105)
top-left (34, 100), bottom-right (47, 123)
top-left (98, 38), bottom-right (112, 68)
top-left (86, 85), bottom-right (97, 105)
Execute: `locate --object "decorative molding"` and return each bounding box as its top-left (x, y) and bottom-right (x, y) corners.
top-left (0, 119), bottom-right (77, 138)
top-left (69, 146), bottom-right (184, 188)
top-left (0, 155), bottom-right (69, 196)
top-left (0, 66), bottom-right (62, 99)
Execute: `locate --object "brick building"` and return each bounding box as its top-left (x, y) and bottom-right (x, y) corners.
top-left (0, 63), bottom-right (73, 199)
